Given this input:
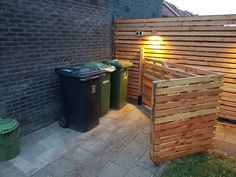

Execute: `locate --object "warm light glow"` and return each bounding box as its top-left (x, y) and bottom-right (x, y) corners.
top-left (148, 45), bottom-right (162, 49)
top-left (145, 36), bottom-right (164, 49)
top-left (143, 36), bottom-right (167, 61)
top-left (150, 36), bottom-right (161, 41)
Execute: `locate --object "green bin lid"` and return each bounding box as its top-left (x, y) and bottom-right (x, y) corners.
top-left (83, 61), bottom-right (116, 72)
top-left (104, 59), bottom-right (133, 69)
top-left (0, 118), bottom-right (19, 134)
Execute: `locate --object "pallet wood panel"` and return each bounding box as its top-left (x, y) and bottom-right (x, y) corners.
top-left (114, 14), bottom-right (236, 121)
top-left (142, 58), bottom-right (223, 163)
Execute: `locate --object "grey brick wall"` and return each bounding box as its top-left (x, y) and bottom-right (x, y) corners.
top-left (0, 0), bottom-right (163, 135)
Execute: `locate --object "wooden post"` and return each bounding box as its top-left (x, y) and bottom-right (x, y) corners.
top-left (138, 48), bottom-right (144, 105)
top-left (151, 81), bottom-right (157, 121)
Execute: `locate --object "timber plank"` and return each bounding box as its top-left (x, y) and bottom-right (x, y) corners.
top-left (152, 145), bottom-right (210, 162)
top-left (156, 75), bottom-right (221, 88)
top-left (156, 139), bottom-right (214, 156)
top-left (155, 95), bottom-right (220, 111)
top-left (154, 128), bottom-right (215, 145)
top-left (156, 81), bottom-right (223, 96)
top-left (154, 108), bottom-right (218, 124)
top-left (154, 133), bottom-right (215, 151)
top-left (156, 89), bottom-right (222, 103)
top-left (153, 121), bottom-right (216, 138)
top-left (154, 114), bottom-right (217, 131)
top-left (155, 102), bottom-right (219, 118)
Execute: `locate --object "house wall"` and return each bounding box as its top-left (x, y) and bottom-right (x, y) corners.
top-left (0, 0), bottom-right (163, 135)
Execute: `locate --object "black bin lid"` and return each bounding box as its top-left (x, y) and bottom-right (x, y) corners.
top-left (56, 66), bottom-right (102, 80)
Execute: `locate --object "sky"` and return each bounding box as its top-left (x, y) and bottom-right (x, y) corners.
top-left (166, 0), bottom-right (236, 15)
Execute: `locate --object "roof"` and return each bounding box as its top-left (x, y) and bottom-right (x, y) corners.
top-left (163, 1), bottom-right (195, 17)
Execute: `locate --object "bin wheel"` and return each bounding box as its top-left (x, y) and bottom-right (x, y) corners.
top-left (59, 116), bottom-right (68, 128)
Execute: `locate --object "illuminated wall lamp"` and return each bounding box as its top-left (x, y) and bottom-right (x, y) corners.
top-left (151, 28), bottom-right (161, 41)
top-left (152, 28), bottom-right (158, 36)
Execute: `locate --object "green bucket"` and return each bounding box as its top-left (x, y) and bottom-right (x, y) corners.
top-left (0, 118), bottom-right (20, 161)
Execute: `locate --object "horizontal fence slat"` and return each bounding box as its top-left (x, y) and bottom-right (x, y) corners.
top-left (155, 102), bottom-right (220, 118)
top-left (154, 114), bottom-right (217, 132)
top-left (154, 133), bottom-right (215, 151)
top-left (154, 108), bottom-right (218, 124)
top-left (156, 75), bottom-right (222, 88)
top-left (155, 95), bottom-right (220, 111)
top-left (156, 81), bottom-right (223, 96)
top-left (156, 89), bottom-right (222, 103)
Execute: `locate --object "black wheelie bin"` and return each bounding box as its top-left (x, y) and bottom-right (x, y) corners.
top-left (56, 66), bottom-right (102, 132)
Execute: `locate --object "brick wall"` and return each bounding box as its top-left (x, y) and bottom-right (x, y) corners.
top-left (0, 0), bottom-right (163, 135)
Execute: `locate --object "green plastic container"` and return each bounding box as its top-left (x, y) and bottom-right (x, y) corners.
top-left (0, 118), bottom-right (20, 161)
top-left (104, 60), bottom-right (133, 109)
top-left (83, 62), bottom-right (115, 116)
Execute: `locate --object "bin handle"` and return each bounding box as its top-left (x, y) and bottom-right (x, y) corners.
top-left (90, 75), bottom-right (100, 79)
top-left (0, 127), bottom-right (20, 148)
top-left (80, 75), bottom-right (100, 81)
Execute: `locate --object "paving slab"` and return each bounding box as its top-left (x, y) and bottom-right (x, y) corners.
top-left (40, 145), bottom-right (68, 162)
top-left (111, 149), bottom-right (140, 169)
top-left (122, 139), bottom-right (147, 158)
top-left (38, 134), bottom-right (64, 149)
top-left (96, 162), bottom-right (128, 177)
top-left (124, 165), bottom-right (154, 177)
top-left (33, 157), bottom-right (77, 177)
top-left (11, 155), bottom-right (49, 176)
top-left (1, 166), bottom-right (27, 177)
top-left (63, 146), bottom-right (95, 164)
top-left (19, 143), bottom-right (47, 160)
top-left (136, 151), bottom-right (155, 170)
top-left (0, 161), bottom-right (18, 176)
top-left (20, 132), bottom-right (43, 147)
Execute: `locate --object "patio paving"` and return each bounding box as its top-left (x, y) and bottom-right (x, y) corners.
top-left (0, 103), bottom-right (167, 177)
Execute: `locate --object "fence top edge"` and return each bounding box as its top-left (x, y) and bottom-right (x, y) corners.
top-left (155, 74), bottom-right (222, 82)
top-left (114, 14), bottom-right (236, 23)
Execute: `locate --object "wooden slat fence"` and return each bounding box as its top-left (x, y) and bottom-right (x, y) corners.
top-left (114, 14), bottom-right (236, 121)
top-left (144, 59), bottom-right (223, 163)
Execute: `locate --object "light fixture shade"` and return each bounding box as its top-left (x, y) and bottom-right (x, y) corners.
top-left (152, 28), bottom-right (158, 36)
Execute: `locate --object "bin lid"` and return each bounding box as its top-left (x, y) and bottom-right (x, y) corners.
top-left (0, 118), bottom-right (19, 134)
top-left (104, 59), bottom-right (133, 69)
top-left (56, 66), bottom-right (102, 79)
top-left (83, 62), bottom-right (116, 72)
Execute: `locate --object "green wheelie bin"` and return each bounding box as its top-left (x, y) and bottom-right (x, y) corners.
top-left (83, 62), bottom-right (115, 116)
top-left (0, 118), bottom-right (20, 161)
top-left (104, 59), bottom-right (133, 109)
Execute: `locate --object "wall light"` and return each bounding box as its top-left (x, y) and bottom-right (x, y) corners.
top-left (151, 28), bottom-right (161, 41)
top-left (152, 28), bottom-right (158, 36)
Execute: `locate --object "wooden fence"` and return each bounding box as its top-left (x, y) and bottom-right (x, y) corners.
top-left (114, 14), bottom-right (236, 121)
top-left (144, 58), bottom-right (223, 163)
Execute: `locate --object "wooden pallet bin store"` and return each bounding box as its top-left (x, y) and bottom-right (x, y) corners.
top-left (141, 57), bottom-right (223, 163)
top-left (114, 14), bottom-right (236, 122)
